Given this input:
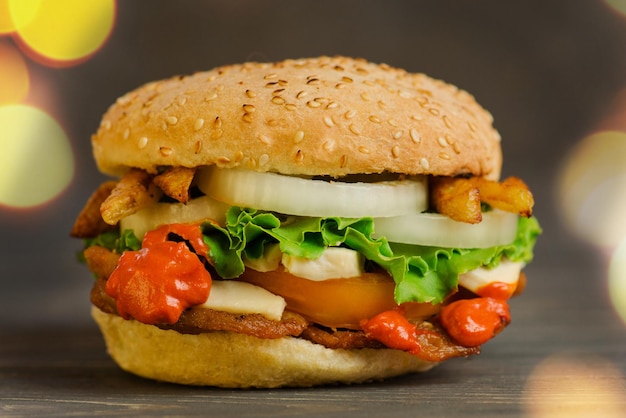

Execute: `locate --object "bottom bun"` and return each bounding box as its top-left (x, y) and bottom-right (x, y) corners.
top-left (91, 307), bottom-right (437, 388)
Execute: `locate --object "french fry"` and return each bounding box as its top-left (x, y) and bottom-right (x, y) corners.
top-left (83, 245), bottom-right (121, 278)
top-left (70, 181), bottom-right (118, 238)
top-left (475, 176), bottom-right (534, 217)
top-left (430, 177), bottom-right (483, 224)
top-left (430, 176), bottom-right (535, 224)
top-left (153, 166), bottom-right (196, 204)
top-left (100, 169), bottom-right (162, 225)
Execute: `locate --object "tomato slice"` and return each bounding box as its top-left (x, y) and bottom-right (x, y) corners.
top-left (239, 267), bottom-right (440, 330)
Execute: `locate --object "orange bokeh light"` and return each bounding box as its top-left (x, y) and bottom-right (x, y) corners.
top-left (9, 0), bottom-right (116, 67)
top-left (0, 39), bottom-right (30, 105)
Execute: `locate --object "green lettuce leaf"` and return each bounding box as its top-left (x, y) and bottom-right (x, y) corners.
top-left (201, 207), bottom-right (541, 305)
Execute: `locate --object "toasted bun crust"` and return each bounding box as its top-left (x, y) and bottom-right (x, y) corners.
top-left (92, 307), bottom-right (435, 388)
top-left (93, 56), bottom-right (501, 180)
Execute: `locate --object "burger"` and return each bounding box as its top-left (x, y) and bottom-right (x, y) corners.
top-left (71, 56), bottom-right (540, 388)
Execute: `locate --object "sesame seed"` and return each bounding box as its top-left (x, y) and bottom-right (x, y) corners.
top-left (391, 145), bottom-right (401, 158)
top-left (211, 129), bottom-right (224, 139)
top-left (166, 116), bottom-right (178, 125)
top-left (243, 104), bottom-right (256, 113)
top-left (420, 158), bottom-right (430, 169)
top-left (272, 88), bottom-right (285, 95)
top-left (326, 101), bottom-right (338, 109)
top-left (138, 136), bottom-right (148, 149)
top-left (194, 118), bottom-right (205, 131)
top-left (295, 149), bottom-right (304, 163)
top-left (194, 141), bottom-right (202, 154)
top-left (468, 121), bottom-right (478, 132)
top-left (369, 115), bottom-right (382, 124)
top-left (349, 124), bottom-right (361, 135)
top-left (266, 119), bottom-right (279, 127)
top-left (178, 96), bottom-right (188, 106)
top-left (439, 152), bottom-right (451, 160)
top-left (360, 92), bottom-right (372, 102)
top-left (259, 154), bottom-right (270, 166)
top-left (278, 79), bottom-right (288, 86)
top-left (323, 139), bottom-right (335, 151)
top-left (271, 96), bottom-right (286, 105)
top-left (341, 76), bottom-right (353, 83)
top-left (377, 100), bottom-right (387, 109)
top-left (410, 129), bottom-right (420, 143)
top-left (344, 109), bottom-right (357, 119)
top-left (213, 117), bottom-right (222, 129)
top-left (428, 108), bottom-right (440, 116)
top-left (437, 137), bottom-right (448, 147)
top-left (393, 130), bottom-right (403, 139)
top-left (258, 134), bottom-right (272, 145)
top-left (265, 81), bottom-right (279, 88)
top-left (123, 128), bottom-right (130, 140)
top-left (264, 73), bottom-right (278, 80)
top-left (306, 100), bottom-right (321, 108)
top-left (102, 120), bottom-right (112, 130)
top-left (399, 90), bottom-right (412, 99)
top-left (242, 113), bottom-right (254, 123)
top-left (205, 92), bottom-right (218, 101)
top-left (294, 130), bottom-right (305, 143)
top-left (296, 90), bottom-right (308, 99)
top-left (306, 78), bottom-right (320, 85)
top-left (233, 151), bottom-right (244, 162)
top-left (410, 114), bottom-right (424, 121)
top-left (217, 156), bottom-right (231, 165)
top-left (339, 154), bottom-right (348, 168)
top-left (160, 147), bottom-right (173, 156)
top-left (363, 80), bottom-right (375, 87)
top-left (285, 103), bottom-right (297, 111)
top-left (358, 146), bottom-right (370, 154)
top-left (323, 116), bottom-right (334, 127)
top-left (387, 119), bottom-right (398, 127)
top-left (442, 115), bottom-right (453, 129)
top-left (335, 82), bottom-right (346, 89)
top-left (245, 89), bottom-right (257, 98)
top-left (452, 141), bottom-right (461, 154)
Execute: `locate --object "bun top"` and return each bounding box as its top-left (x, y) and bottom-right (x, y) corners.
top-left (93, 56), bottom-right (502, 179)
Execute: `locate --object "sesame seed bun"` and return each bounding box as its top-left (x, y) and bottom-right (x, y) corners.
top-left (93, 56), bottom-right (502, 180)
top-left (92, 307), bottom-right (435, 388)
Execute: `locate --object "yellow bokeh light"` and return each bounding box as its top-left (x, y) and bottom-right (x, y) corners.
top-left (609, 236), bottom-right (626, 325)
top-left (9, 0), bottom-right (115, 65)
top-left (604, 0), bottom-right (626, 17)
top-left (0, 40), bottom-right (30, 105)
top-left (558, 131), bottom-right (626, 248)
top-left (0, 104), bottom-right (74, 208)
top-left (524, 353), bottom-right (626, 417)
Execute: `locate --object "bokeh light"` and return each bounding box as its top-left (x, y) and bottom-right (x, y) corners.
top-left (524, 353), bottom-right (626, 417)
top-left (0, 39), bottom-right (30, 105)
top-left (609, 237), bottom-right (626, 325)
top-left (557, 130), bottom-right (626, 248)
top-left (604, 0), bottom-right (626, 17)
top-left (0, 104), bottom-right (74, 208)
top-left (9, 0), bottom-right (115, 66)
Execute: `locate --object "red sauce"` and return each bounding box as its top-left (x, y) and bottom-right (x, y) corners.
top-left (440, 297), bottom-right (510, 347)
top-left (106, 223), bottom-right (212, 325)
top-left (475, 281), bottom-right (517, 300)
top-left (360, 309), bottom-right (423, 355)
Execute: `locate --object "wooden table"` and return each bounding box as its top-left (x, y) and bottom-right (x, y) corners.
top-left (2, 243), bottom-right (626, 417)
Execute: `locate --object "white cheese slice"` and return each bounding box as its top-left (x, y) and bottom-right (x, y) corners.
top-left (200, 280), bottom-right (286, 321)
top-left (458, 260), bottom-right (524, 295)
top-left (243, 243), bottom-right (282, 272)
top-left (281, 247), bottom-right (364, 281)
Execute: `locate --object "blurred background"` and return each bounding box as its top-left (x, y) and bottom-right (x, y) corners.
top-left (1, 0), bottom-right (626, 411)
